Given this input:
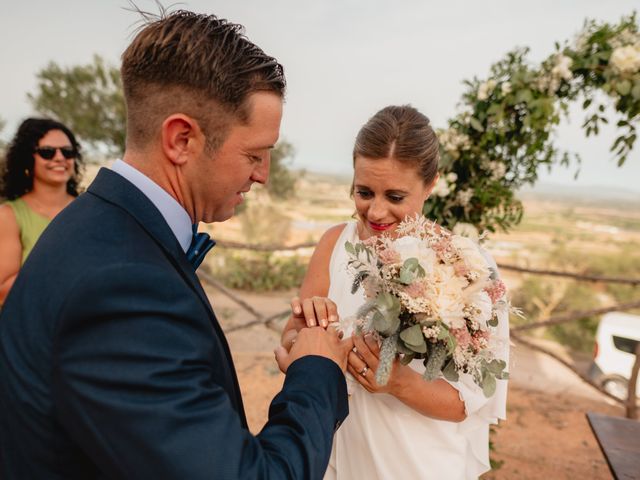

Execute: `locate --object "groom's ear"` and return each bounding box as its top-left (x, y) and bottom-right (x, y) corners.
top-left (161, 114), bottom-right (205, 166)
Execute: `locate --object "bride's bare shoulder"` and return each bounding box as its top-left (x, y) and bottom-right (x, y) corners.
top-left (315, 223), bottom-right (348, 254)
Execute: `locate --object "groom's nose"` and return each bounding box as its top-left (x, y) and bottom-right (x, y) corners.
top-left (252, 157), bottom-right (271, 185)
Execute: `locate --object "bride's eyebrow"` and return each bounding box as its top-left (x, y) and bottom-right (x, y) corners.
top-left (385, 189), bottom-right (409, 195)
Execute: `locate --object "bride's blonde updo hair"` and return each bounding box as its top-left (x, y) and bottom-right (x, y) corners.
top-left (353, 105), bottom-right (440, 185)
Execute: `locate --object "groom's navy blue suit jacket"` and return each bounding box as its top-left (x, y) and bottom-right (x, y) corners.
top-left (0, 168), bottom-right (348, 479)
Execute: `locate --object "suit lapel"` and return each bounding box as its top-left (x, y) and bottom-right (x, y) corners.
top-left (88, 169), bottom-right (210, 309)
top-left (87, 169), bottom-right (247, 424)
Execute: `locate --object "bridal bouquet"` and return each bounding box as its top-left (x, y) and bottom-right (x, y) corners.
top-left (344, 215), bottom-right (509, 397)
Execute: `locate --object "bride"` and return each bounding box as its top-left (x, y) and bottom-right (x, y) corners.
top-left (281, 105), bottom-right (509, 479)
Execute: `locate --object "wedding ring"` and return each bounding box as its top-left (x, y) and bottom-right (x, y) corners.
top-left (359, 365), bottom-right (368, 377)
top-left (352, 347), bottom-right (358, 354)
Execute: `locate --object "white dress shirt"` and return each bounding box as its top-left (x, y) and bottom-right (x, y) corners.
top-left (110, 159), bottom-right (193, 253)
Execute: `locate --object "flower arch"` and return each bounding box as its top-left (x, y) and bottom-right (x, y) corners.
top-left (424, 13), bottom-right (640, 233)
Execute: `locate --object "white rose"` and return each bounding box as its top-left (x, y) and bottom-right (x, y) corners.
top-left (432, 265), bottom-right (467, 329)
top-left (465, 290), bottom-right (493, 330)
top-left (451, 236), bottom-right (491, 285)
top-left (446, 172), bottom-right (458, 183)
top-left (392, 236), bottom-right (421, 261)
top-left (610, 45), bottom-right (640, 74)
top-left (452, 222), bottom-right (480, 242)
top-left (501, 81), bottom-right (512, 95)
top-left (392, 237), bottom-right (436, 272)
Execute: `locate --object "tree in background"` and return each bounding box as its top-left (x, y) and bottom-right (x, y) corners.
top-left (267, 141), bottom-right (297, 200)
top-left (28, 55), bottom-right (125, 156)
top-left (426, 13), bottom-right (639, 233)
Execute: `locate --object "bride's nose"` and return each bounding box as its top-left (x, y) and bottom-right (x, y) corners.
top-left (367, 197), bottom-right (388, 222)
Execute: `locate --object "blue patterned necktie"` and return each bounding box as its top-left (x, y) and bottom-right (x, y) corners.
top-left (186, 224), bottom-right (216, 269)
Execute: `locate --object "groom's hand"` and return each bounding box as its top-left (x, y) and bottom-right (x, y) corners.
top-left (275, 326), bottom-right (353, 374)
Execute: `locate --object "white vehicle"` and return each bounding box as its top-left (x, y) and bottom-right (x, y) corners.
top-left (589, 312), bottom-right (640, 400)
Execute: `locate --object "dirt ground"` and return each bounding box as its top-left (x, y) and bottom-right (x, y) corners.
top-left (208, 285), bottom-right (629, 480)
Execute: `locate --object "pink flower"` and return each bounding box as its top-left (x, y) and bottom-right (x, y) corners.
top-left (471, 330), bottom-right (490, 351)
top-left (404, 282), bottom-right (426, 298)
top-left (484, 279), bottom-right (506, 303)
top-left (378, 247), bottom-right (401, 265)
top-left (450, 327), bottom-right (473, 349)
top-left (431, 238), bottom-right (451, 255)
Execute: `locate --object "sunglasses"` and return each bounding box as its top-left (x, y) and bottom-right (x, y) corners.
top-left (34, 146), bottom-right (77, 160)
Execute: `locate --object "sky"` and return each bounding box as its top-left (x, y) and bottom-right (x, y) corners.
top-left (1, 0), bottom-right (639, 193)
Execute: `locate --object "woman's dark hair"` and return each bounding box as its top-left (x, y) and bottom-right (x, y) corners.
top-left (1, 118), bottom-right (83, 200)
top-left (353, 105), bottom-right (439, 185)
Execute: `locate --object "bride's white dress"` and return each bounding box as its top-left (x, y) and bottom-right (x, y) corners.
top-left (324, 222), bottom-right (509, 480)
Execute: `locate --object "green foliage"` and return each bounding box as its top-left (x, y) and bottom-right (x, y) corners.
top-left (29, 55), bottom-right (125, 156)
top-left (267, 141), bottom-right (298, 199)
top-left (425, 13), bottom-right (640, 233)
top-left (399, 258), bottom-right (426, 284)
top-left (212, 251), bottom-right (306, 292)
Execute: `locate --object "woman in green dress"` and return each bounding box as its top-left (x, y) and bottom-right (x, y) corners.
top-left (0, 118), bottom-right (83, 305)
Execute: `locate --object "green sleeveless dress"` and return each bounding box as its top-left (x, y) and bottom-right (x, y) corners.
top-left (6, 198), bottom-right (51, 264)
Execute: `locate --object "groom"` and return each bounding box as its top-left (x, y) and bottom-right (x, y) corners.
top-left (0, 10), bottom-right (350, 479)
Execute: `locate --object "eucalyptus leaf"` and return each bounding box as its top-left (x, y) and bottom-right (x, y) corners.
top-left (407, 340), bottom-right (427, 354)
top-left (437, 325), bottom-right (450, 341)
top-left (400, 324), bottom-right (425, 346)
top-left (345, 241), bottom-right (356, 256)
top-left (376, 292), bottom-right (401, 320)
top-left (399, 268), bottom-right (416, 285)
top-left (482, 373), bottom-right (497, 397)
top-left (396, 340), bottom-right (415, 355)
top-left (372, 311), bottom-right (391, 333)
top-left (487, 359), bottom-right (507, 375)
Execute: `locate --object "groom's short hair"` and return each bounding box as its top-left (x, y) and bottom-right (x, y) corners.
top-left (121, 10), bottom-right (286, 152)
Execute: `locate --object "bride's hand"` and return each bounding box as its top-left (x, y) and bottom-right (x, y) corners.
top-left (290, 296), bottom-right (339, 329)
top-left (348, 334), bottom-right (411, 395)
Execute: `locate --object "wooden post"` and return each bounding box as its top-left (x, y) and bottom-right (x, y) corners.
top-left (627, 342), bottom-right (640, 420)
